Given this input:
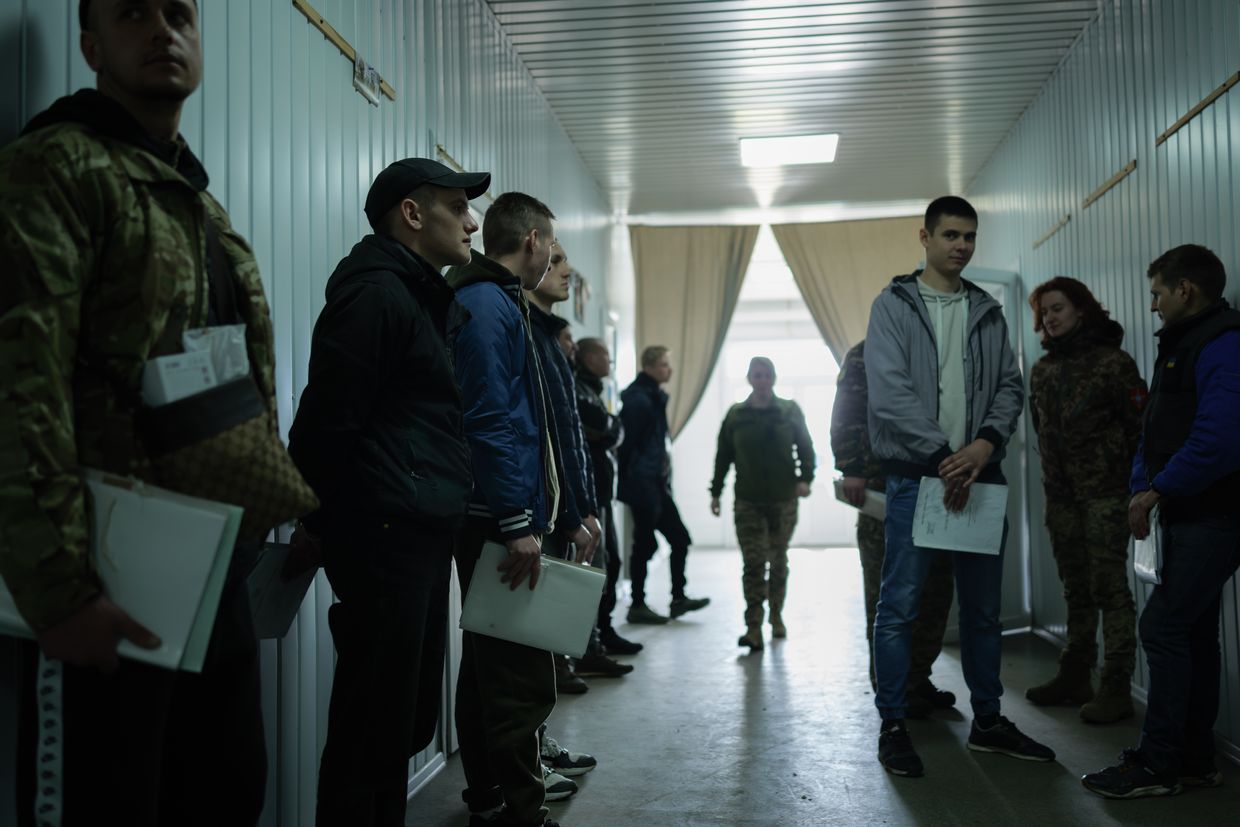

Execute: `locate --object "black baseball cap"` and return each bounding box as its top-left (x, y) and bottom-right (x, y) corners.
top-left (364, 158), bottom-right (491, 229)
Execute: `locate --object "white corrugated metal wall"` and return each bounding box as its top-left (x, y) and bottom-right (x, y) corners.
top-left (0, 1), bottom-right (611, 824)
top-left (968, 0), bottom-right (1240, 761)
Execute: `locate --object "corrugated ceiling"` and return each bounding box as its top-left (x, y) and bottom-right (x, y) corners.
top-left (486, 0), bottom-right (1101, 214)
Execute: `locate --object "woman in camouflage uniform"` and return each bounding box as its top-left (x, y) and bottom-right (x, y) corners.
top-left (1026, 277), bottom-right (1147, 723)
top-left (710, 357), bottom-right (815, 650)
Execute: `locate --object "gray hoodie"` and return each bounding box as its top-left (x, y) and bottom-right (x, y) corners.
top-left (863, 271), bottom-right (1024, 480)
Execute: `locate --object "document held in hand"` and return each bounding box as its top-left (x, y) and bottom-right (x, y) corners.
top-left (459, 542), bottom-right (606, 658)
top-left (911, 477), bottom-right (1008, 555)
top-left (0, 470), bottom-right (242, 672)
top-left (1133, 504), bottom-right (1162, 585)
top-left (833, 477), bottom-right (887, 521)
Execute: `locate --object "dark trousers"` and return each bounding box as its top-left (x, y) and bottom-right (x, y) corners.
top-left (16, 546), bottom-right (266, 827)
top-left (628, 483), bottom-right (692, 603)
top-left (316, 523), bottom-right (453, 827)
top-left (1137, 512), bottom-right (1240, 774)
top-left (597, 502), bottom-right (620, 632)
top-left (454, 519), bottom-right (556, 826)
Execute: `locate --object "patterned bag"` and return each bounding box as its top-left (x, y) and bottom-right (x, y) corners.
top-left (137, 374), bottom-right (318, 542)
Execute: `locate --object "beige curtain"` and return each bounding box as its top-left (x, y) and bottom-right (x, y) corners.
top-left (629, 224), bottom-right (760, 438)
top-left (772, 216), bottom-right (923, 363)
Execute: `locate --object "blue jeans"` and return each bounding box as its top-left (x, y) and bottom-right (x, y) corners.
top-left (1136, 512), bottom-right (1240, 774)
top-left (874, 476), bottom-right (1006, 720)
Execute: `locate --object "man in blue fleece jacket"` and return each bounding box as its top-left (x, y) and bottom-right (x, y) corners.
top-left (1083, 244), bottom-right (1240, 800)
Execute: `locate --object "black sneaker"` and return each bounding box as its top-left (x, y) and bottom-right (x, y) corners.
top-left (1082, 749), bottom-right (1182, 799)
top-left (668, 595), bottom-right (710, 617)
top-left (626, 602), bottom-right (669, 624)
top-left (878, 720), bottom-right (924, 777)
top-left (574, 652), bottom-right (634, 677)
top-left (967, 715), bottom-right (1055, 762)
top-left (555, 657), bottom-right (588, 695)
top-left (600, 628), bottom-right (643, 654)
top-left (540, 732), bottom-right (598, 777)
top-left (1180, 763), bottom-right (1223, 790)
top-left (909, 679), bottom-right (956, 709)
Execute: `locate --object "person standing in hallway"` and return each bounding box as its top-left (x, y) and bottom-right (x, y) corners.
top-left (709, 357), bottom-right (815, 650)
top-left (830, 340), bottom-right (957, 717)
top-left (286, 158), bottom-right (488, 825)
top-left (575, 337), bottom-right (644, 655)
top-left (1083, 245), bottom-right (1240, 800)
top-left (0, 2), bottom-right (298, 822)
top-left (447, 192), bottom-right (563, 827)
top-left (866, 196), bottom-right (1054, 778)
top-left (618, 346), bottom-right (711, 624)
top-left (1025, 277), bottom-right (1145, 724)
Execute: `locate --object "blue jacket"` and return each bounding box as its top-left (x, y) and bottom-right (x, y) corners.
top-left (447, 253), bottom-right (551, 540)
top-left (1131, 305), bottom-right (1240, 514)
top-left (617, 372), bottom-right (670, 503)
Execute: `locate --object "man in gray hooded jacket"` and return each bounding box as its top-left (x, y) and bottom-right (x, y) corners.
top-left (865, 196), bottom-right (1055, 778)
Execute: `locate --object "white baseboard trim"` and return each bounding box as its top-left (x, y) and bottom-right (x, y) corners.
top-left (407, 752), bottom-right (447, 800)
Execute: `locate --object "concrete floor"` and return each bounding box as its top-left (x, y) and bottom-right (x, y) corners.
top-left (408, 547), bottom-right (1240, 826)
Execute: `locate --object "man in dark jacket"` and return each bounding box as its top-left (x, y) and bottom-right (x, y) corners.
top-left (287, 158), bottom-right (488, 826)
top-left (1083, 245), bottom-right (1240, 799)
top-left (576, 338), bottom-right (644, 655)
top-left (618, 346), bottom-right (710, 624)
top-left (446, 191), bottom-right (569, 827)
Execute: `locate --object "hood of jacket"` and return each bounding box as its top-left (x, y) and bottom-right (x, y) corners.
top-left (446, 249), bottom-right (524, 298)
top-left (890, 270), bottom-right (1001, 333)
top-left (1042, 316), bottom-right (1125, 355)
top-left (23, 88), bottom-right (209, 191)
top-left (324, 233), bottom-right (453, 309)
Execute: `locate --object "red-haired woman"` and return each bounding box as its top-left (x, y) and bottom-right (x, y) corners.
top-left (1025, 277), bottom-right (1147, 723)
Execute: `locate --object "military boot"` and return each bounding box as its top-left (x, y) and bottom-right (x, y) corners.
top-left (1025, 657), bottom-right (1094, 706)
top-left (769, 611), bottom-right (787, 639)
top-left (1080, 675), bottom-right (1134, 723)
top-left (738, 626), bottom-right (764, 650)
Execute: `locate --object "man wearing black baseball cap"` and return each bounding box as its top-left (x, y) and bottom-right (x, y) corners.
top-left (288, 157), bottom-right (489, 826)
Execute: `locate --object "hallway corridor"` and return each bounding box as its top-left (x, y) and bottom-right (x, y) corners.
top-left (409, 547), bottom-right (1240, 826)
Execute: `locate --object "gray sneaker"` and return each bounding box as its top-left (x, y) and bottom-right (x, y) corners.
top-left (627, 602), bottom-right (669, 624)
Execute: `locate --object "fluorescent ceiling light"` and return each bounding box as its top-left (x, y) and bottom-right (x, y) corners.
top-left (740, 134), bottom-right (839, 167)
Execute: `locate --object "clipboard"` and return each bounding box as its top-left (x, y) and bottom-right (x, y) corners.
top-left (459, 542), bottom-right (605, 657)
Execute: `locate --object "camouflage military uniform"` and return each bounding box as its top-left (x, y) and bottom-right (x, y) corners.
top-left (1030, 320), bottom-right (1146, 683)
top-left (831, 341), bottom-right (954, 687)
top-left (0, 96), bottom-right (280, 632)
top-left (711, 397), bottom-right (814, 627)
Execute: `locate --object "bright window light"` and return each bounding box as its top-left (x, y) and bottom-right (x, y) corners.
top-left (740, 134), bottom-right (839, 167)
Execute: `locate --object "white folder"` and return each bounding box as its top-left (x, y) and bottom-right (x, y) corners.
top-left (0, 469), bottom-right (242, 672)
top-left (833, 477), bottom-right (887, 520)
top-left (459, 542), bottom-right (605, 658)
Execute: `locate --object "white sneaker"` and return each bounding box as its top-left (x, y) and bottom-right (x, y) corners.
top-left (541, 764), bottom-right (578, 801)
top-left (540, 733), bottom-right (598, 777)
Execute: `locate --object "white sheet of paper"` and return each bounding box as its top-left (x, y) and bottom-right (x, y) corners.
top-left (833, 478), bottom-right (886, 520)
top-left (911, 477), bottom-right (1007, 555)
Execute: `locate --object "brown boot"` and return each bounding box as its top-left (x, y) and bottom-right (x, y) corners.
top-left (1026, 657), bottom-right (1094, 706)
top-left (769, 613), bottom-right (787, 639)
top-left (1080, 675), bottom-right (1134, 723)
top-left (738, 626), bottom-right (764, 650)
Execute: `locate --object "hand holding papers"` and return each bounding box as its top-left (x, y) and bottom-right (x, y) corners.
top-left (912, 477), bottom-right (1008, 555)
top-left (460, 542), bottom-right (606, 657)
top-left (833, 477), bottom-right (887, 520)
top-left (1133, 504), bottom-right (1163, 584)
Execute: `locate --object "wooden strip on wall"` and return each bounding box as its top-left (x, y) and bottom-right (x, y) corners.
top-left (292, 0), bottom-right (397, 101)
top-left (1081, 159), bottom-right (1136, 210)
top-left (1156, 70), bottom-right (1240, 146)
top-left (436, 143), bottom-right (496, 202)
top-left (1032, 213), bottom-right (1071, 249)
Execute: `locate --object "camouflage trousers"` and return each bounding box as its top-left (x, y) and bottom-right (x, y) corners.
top-left (858, 514), bottom-right (954, 688)
top-left (1045, 495), bottom-right (1136, 682)
top-left (735, 498), bottom-right (799, 627)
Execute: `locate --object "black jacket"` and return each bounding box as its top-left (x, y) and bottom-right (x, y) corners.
top-left (528, 304), bottom-right (597, 529)
top-left (575, 367), bottom-right (622, 506)
top-left (288, 234), bottom-right (472, 535)
top-left (617, 372), bottom-right (670, 503)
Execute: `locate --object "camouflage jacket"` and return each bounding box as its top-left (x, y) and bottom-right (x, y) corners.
top-left (0, 91), bottom-right (278, 631)
top-left (710, 396), bottom-right (815, 503)
top-left (830, 341), bottom-right (885, 490)
top-left (1029, 319), bottom-right (1146, 502)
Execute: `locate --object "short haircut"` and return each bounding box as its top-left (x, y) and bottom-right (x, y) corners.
top-left (747, 356), bottom-right (776, 377)
top-left (577, 337), bottom-right (608, 360)
top-left (80, 0), bottom-right (197, 30)
top-left (1147, 244), bottom-right (1226, 299)
top-left (641, 345), bottom-right (670, 369)
top-left (924, 196), bottom-right (978, 234)
top-left (381, 184), bottom-right (437, 236)
top-left (1028, 276), bottom-right (1113, 337)
top-left (482, 192), bottom-right (555, 257)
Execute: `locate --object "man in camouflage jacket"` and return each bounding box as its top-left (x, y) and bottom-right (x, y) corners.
top-left (830, 340), bottom-right (956, 717)
top-left (0, 2), bottom-right (270, 821)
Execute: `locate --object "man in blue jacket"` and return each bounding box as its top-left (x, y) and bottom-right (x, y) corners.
top-left (1083, 245), bottom-right (1240, 799)
top-left (447, 191), bottom-right (568, 827)
top-left (865, 196), bottom-right (1054, 778)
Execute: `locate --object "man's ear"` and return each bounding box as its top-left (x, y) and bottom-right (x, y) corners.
top-left (401, 198), bottom-right (424, 230)
top-left (919, 227), bottom-right (930, 249)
